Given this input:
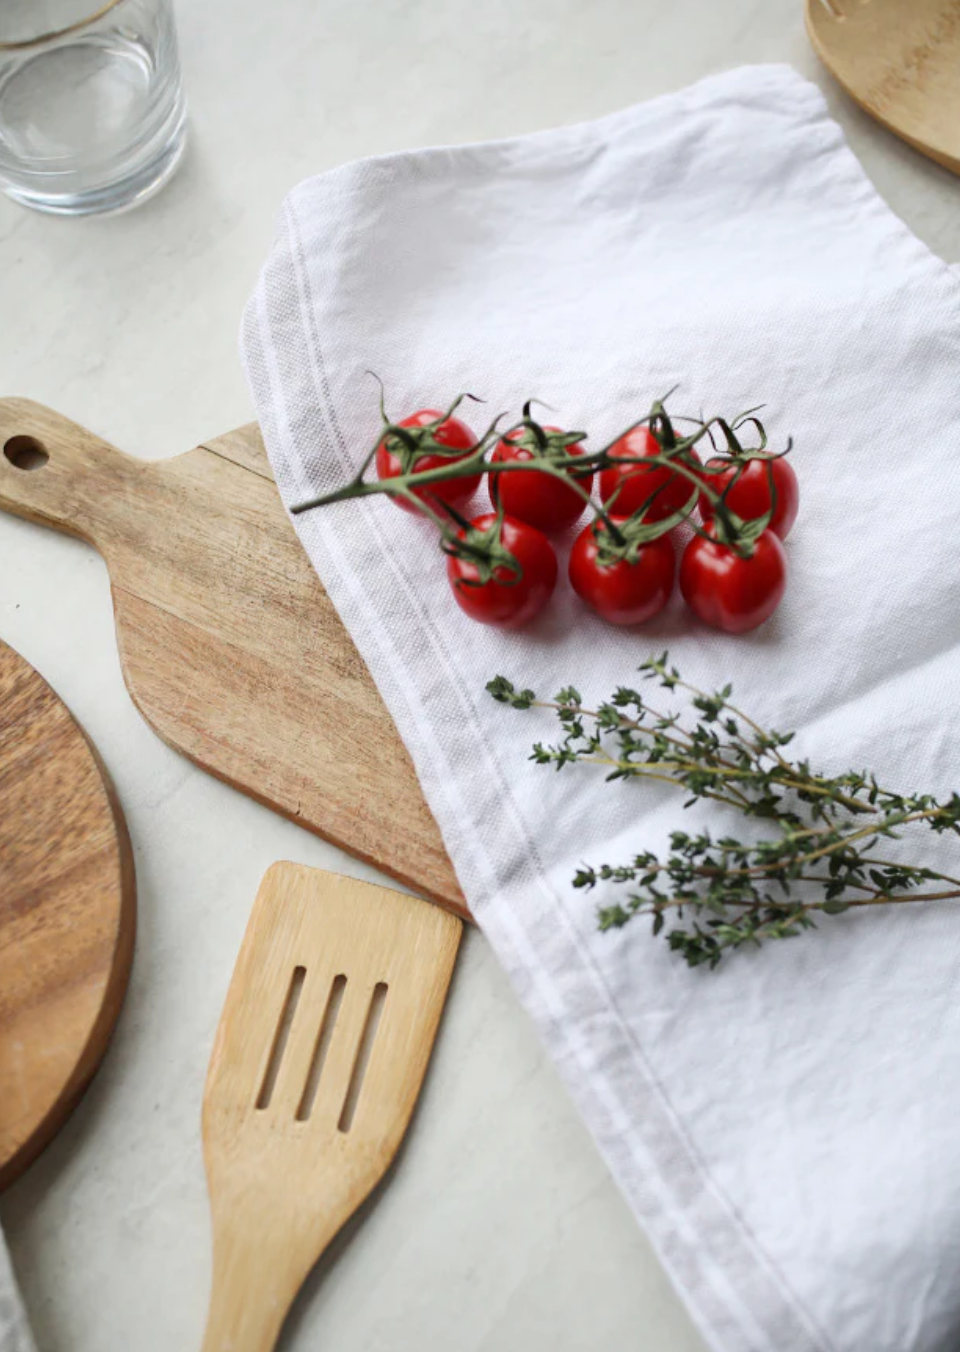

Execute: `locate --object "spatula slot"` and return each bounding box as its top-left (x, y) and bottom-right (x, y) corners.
top-left (256, 965), bottom-right (306, 1110)
top-left (296, 973), bottom-right (347, 1122)
top-left (338, 982), bottom-right (388, 1134)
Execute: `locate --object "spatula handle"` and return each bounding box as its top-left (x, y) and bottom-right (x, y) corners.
top-left (200, 1233), bottom-right (298, 1352)
top-left (201, 1210), bottom-right (340, 1352)
top-left (0, 398), bottom-right (144, 553)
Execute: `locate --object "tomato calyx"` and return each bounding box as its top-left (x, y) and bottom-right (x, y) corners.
top-left (704, 504), bottom-right (773, 557)
top-left (599, 474), bottom-right (699, 541)
top-left (440, 505), bottom-right (522, 588)
top-left (378, 390), bottom-right (483, 476)
top-left (589, 496), bottom-right (694, 567)
top-left (506, 401), bottom-right (587, 462)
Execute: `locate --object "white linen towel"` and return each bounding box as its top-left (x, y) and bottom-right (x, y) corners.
top-left (242, 65), bottom-right (960, 1352)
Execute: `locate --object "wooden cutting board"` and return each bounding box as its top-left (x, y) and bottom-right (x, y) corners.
top-left (0, 639), bottom-right (136, 1189)
top-left (0, 400), bottom-right (470, 922)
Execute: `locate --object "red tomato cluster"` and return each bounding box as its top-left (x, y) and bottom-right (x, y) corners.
top-left (377, 410), bottom-right (799, 635)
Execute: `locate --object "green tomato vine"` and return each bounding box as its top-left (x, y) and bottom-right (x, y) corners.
top-left (292, 389), bottom-right (790, 574)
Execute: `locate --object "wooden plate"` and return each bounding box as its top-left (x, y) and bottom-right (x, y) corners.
top-left (0, 640), bottom-right (136, 1189)
top-left (806, 0), bottom-right (960, 177)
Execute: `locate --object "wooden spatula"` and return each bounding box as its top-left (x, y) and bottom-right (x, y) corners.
top-left (806, 0), bottom-right (960, 176)
top-left (200, 863), bottom-right (461, 1352)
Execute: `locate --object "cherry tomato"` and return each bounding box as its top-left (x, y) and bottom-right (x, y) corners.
top-left (488, 428), bottom-right (592, 532)
top-left (599, 426), bottom-right (701, 521)
top-left (679, 525), bottom-right (787, 634)
top-left (569, 520), bottom-right (675, 626)
top-left (446, 513), bottom-right (558, 628)
top-left (376, 409), bottom-right (481, 515)
top-left (699, 456), bottom-right (799, 540)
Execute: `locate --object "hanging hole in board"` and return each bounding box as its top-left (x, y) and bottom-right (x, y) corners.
top-left (4, 436), bottom-right (49, 471)
top-left (338, 982), bottom-right (388, 1134)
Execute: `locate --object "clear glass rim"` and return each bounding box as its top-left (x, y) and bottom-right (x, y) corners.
top-left (0, 0), bottom-right (128, 52)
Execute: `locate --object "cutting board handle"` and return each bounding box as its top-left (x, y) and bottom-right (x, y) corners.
top-left (0, 398), bottom-right (145, 552)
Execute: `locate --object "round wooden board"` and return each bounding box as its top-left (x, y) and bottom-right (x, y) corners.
top-left (0, 640), bottom-right (136, 1190)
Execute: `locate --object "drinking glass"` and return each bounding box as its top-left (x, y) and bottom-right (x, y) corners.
top-left (0, 0), bottom-right (186, 215)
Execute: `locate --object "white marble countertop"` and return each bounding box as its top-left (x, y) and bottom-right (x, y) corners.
top-left (2, 3), bottom-right (957, 1349)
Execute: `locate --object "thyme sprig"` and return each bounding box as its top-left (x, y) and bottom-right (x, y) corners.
top-left (488, 655), bottom-right (960, 968)
top-left (292, 392), bottom-right (790, 574)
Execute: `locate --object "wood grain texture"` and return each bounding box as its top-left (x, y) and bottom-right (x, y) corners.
top-left (201, 863), bottom-right (461, 1352)
top-left (0, 400), bottom-right (469, 921)
top-left (806, 0), bottom-right (960, 176)
top-left (0, 640), bottom-right (136, 1190)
